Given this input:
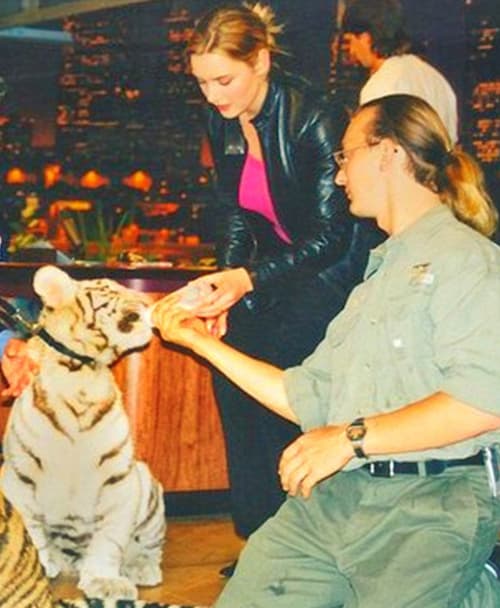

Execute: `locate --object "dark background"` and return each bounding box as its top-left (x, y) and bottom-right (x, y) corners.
top-left (0, 1), bottom-right (488, 143)
top-left (0, 0), bottom-right (497, 216)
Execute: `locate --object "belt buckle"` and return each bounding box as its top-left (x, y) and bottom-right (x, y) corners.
top-left (368, 461), bottom-right (395, 478)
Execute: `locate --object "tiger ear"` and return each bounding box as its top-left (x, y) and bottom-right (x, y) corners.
top-left (33, 265), bottom-right (77, 309)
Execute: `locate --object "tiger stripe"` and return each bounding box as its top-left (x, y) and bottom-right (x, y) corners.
top-left (32, 382), bottom-right (70, 439)
top-left (0, 493), bottom-right (53, 608)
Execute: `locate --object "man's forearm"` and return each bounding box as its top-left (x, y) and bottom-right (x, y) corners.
top-left (363, 391), bottom-right (500, 457)
top-left (278, 391), bottom-right (500, 499)
top-left (194, 334), bottom-right (298, 423)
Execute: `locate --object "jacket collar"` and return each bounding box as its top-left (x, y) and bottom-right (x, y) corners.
top-left (251, 75), bottom-right (279, 129)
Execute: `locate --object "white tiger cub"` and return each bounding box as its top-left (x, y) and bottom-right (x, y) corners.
top-left (0, 265), bottom-right (166, 600)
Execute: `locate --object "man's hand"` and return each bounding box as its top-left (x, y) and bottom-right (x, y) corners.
top-left (278, 425), bottom-right (354, 499)
top-left (151, 298), bottom-right (213, 351)
top-left (205, 311), bottom-right (229, 338)
top-left (1, 338), bottom-right (38, 399)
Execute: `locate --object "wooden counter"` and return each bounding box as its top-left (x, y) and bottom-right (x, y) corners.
top-left (0, 262), bottom-right (229, 498)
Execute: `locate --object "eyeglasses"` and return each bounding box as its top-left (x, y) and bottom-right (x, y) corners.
top-left (333, 142), bottom-right (380, 168)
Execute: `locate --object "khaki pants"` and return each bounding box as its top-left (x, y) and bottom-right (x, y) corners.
top-left (215, 467), bottom-right (500, 608)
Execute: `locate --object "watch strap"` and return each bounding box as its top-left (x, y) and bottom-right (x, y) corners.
top-left (346, 416), bottom-right (368, 459)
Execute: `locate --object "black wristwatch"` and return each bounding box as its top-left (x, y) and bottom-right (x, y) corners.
top-left (346, 417), bottom-right (368, 459)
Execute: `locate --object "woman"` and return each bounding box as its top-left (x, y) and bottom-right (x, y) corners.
top-left (153, 94), bottom-right (500, 607)
top-left (169, 2), bottom-right (382, 546)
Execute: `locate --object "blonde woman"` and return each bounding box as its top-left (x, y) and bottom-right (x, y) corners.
top-left (162, 2), bottom-right (383, 554)
top-left (154, 95), bottom-right (500, 607)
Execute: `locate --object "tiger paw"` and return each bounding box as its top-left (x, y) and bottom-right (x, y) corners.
top-left (78, 574), bottom-right (138, 600)
top-left (124, 559), bottom-right (163, 586)
top-left (38, 550), bottom-right (62, 578)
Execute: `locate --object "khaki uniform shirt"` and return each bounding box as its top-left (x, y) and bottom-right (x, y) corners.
top-left (285, 205), bottom-right (500, 468)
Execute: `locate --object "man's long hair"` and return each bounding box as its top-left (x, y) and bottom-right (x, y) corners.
top-left (342, 0), bottom-right (411, 57)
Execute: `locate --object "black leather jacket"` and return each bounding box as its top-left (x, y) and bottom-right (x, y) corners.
top-left (206, 70), bottom-right (385, 300)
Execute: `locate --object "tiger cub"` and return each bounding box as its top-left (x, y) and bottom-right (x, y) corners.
top-left (0, 265), bottom-right (166, 600)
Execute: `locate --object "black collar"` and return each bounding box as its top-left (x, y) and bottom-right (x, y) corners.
top-left (0, 297), bottom-right (96, 368)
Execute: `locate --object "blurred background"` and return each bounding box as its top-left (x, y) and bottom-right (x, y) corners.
top-left (0, 0), bottom-right (497, 263)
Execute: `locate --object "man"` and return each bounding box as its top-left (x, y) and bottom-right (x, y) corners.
top-left (153, 95), bottom-right (500, 607)
top-left (342, 0), bottom-right (458, 143)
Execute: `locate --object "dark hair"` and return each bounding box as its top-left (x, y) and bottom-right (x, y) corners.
top-left (341, 0), bottom-right (411, 57)
top-left (187, 3), bottom-right (284, 64)
top-left (360, 94), bottom-right (497, 236)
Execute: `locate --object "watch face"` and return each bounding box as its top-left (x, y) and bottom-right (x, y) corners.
top-left (348, 426), bottom-right (366, 441)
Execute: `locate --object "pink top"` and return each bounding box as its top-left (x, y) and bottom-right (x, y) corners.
top-left (238, 153), bottom-right (292, 244)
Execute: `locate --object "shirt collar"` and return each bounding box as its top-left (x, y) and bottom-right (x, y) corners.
top-left (365, 205), bottom-right (454, 278)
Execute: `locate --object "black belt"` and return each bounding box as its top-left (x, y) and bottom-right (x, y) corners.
top-left (363, 451), bottom-right (485, 478)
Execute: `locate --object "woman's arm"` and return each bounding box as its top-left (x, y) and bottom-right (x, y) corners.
top-left (247, 104), bottom-right (353, 291)
top-left (208, 86), bottom-right (354, 293)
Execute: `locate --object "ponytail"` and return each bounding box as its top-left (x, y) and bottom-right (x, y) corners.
top-left (440, 149), bottom-right (497, 237)
top-left (245, 3), bottom-right (283, 53)
top-left (362, 94), bottom-right (498, 237)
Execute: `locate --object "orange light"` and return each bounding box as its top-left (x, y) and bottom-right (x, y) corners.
top-left (43, 164), bottom-right (62, 188)
top-left (50, 200), bottom-right (92, 215)
top-left (124, 88), bottom-right (141, 100)
top-left (5, 167), bottom-right (28, 184)
top-left (144, 202), bottom-right (179, 216)
top-left (80, 170), bottom-right (110, 189)
top-left (122, 170), bottom-right (153, 192)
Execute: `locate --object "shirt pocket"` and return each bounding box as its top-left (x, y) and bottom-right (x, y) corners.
top-left (379, 282), bottom-right (439, 403)
top-left (327, 285), bottom-right (367, 349)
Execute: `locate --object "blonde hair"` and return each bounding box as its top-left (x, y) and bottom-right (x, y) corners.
top-left (361, 94), bottom-right (497, 237)
top-left (187, 3), bottom-right (284, 65)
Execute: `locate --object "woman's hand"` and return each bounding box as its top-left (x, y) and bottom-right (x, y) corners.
top-left (184, 268), bottom-right (253, 317)
top-left (1, 338), bottom-right (39, 399)
top-left (278, 425), bottom-right (354, 499)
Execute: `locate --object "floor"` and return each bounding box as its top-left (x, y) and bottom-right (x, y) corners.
top-left (50, 515), bottom-right (245, 606)
top-left (45, 513), bottom-right (500, 606)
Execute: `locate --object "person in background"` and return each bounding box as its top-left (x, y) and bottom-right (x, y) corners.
top-left (156, 2), bottom-right (384, 568)
top-left (0, 337), bottom-right (38, 399)
top-left (153, 94), bottom-right (500, 608)
top-left (0, 297), bottom-right (41, 398)
top-left (341, 0), bottom-right (458, 143)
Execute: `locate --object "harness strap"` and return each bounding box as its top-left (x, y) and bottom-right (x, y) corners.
top-left (0, 296), bottom-right (96, 368)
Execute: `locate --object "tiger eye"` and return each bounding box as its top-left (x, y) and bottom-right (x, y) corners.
top-left (118, 311), bottom-right (140, 332)
top-left (124, 312), bottom-right (140, 323)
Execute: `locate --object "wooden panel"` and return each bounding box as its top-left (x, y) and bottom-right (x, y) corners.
top-left (113, 332), bottom-right (229, 492)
